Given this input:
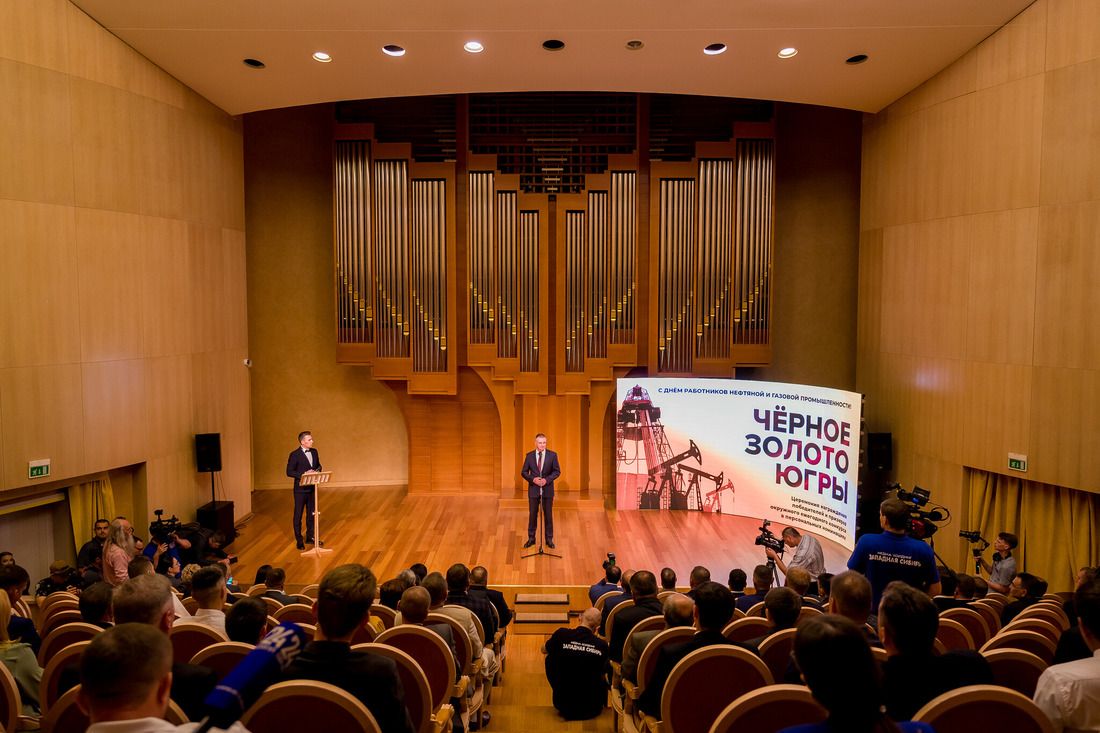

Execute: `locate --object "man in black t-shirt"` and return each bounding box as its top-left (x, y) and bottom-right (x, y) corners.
top-left (543, 607), bottom-right (609, 720)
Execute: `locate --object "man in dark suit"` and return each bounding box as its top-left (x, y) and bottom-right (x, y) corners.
top-left (608, 570), bottom-right (663, 663)
top-left (262, 567), bottom-right (295, 606)
top-left (287, 430), bottom-right (322, 551)
top-left (521, 433), bottom-right (561, 549)
top-left (469, 565), bottom-right (512, 630)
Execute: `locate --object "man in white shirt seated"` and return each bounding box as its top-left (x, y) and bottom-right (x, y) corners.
top-left (189, 566), bottom-right (228, 636)
top-left (1034, 577), bottom-right (1100, 733)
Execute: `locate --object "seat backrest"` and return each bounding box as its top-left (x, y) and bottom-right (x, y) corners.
top-left (169, 621), bottom-right (230, 664)
top-left (261, 596), bottom-right (284, 615)
top-left (636, 627), bottom-right (696, 692)
top-left (910, 683), bottom-right (1054, 733)
top-left (1004, 617), bottom-right (1061, 646)
top-left (940, 607), bottom-right (991, 648)
top-left (247, 583), bottom-right (269, 596)
top-left (1014, 604), bottom-right (1070, 632)
top-left (274, 603), bottom-right (317, 625)
top-left (661, 645), bottom-right (774, 733)
top-left (39, 592), bottom-right (80, 615)
top-left (370, 604), bottom-right (397, 630)
top-left (41, 609), bottom-right (84, 639)
top-left (374, 625), bottom-right (457, 713)
top-left (240, 679), bottom-right (382, 732)
top-left (981, 648), bottom-right (1047, 698)
top-left (40, 639), bottom-right (92, 714)
top-left (658, 591), bottom-right (678, 602)
top-left (936, 617), bottom-right (975, 651)
top-left (42, 599), bottom-right (81, 626)
top-left (189, 641), bottom-right (256, 681)
top-left (721, 616), bottom-right (770, 643)
top-left (604, 599), bottom-right (635, 642)
top-left (469, 611), bottom-right (487, 645)
top-left (756, 627), bottom-right (797, 682)
top-left (181, 597), bottom-right (200, 615)
top-left (356, 643), bottom-right (433, 733)
top-left (744, 601), bottom-right (766, 618)
top-left (297, 623), bottom-right (317, 642)
top-left (594, 590), bottom-right (624, 613)
top-left (708, 684), bottom-right (827, 733)
top-left (299, 584), bottom-right (320, 599)
top-left (350, 621), bottom-right (376, 645)
top-left (426, 612), bottom-right (473, 673)
top-left (0, 659), bottom-right (23, 733)
top-left (39, 685), bottom-right (87, 733)
top-left (980, 629), bottom-right (1056, 665)
top-left (796, 606), bottom-right (822, 625)
top-left (968, 600), bottom-right (1002, 636)
top-left (38, 622), bottom-right (103, 667)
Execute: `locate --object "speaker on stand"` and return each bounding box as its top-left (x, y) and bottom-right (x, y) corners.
top-left (195, 433), bottom-right (234, 540)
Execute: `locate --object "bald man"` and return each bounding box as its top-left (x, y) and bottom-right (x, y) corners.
top-left (543, 608), bottom-right (609, 720)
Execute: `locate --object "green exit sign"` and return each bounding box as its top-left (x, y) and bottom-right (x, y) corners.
top-left (28, 459), bottom-right (50, 479)
top-left (1008, 453), bottom-right (1027, 472)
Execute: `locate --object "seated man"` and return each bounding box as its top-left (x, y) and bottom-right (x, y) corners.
top-left (879, 581), bottom-right (992, 721)
top-left (590, 562), bottom-right (623, 605)
top-left (1033, 577), bottom-right (1100, 731)
top-left (190, 565), bottom-right (229, 635)
top-left (379, 578), bottom-right (408, 610)
top-left (262, 567), bottom-right (294, 606)
top-left (77, 622), bottom-right (247, 732)
top-left (79, 582), bottom-right (114, 628)
top-left (727, 568), bottom-right (747, 599)
top-left (36, 560), bottom-right (82, 600)
top-left (421, 571), bottom-right (497, 689)
top-left (684, 566), bottom-right (710, 601)
top-left (828, 570), bottom-right (879, 646)
top-left (398, 585), bottom-right (459, 677)
top-left (621, 593), bottom-right (694, 684)
top-left (1055, 567), bottom-right (1098, 665)
top-left (600, 569), bottom-right (635, 634)
top-left (972, 575), bottom-right (989, 598)
top-left (660, 567), bottom-right (677, 592)
top-left (0, 565), bottom-right (41, 655)
top-left (609, 570), bottom-right (663, 663)
top-left (83, 555), bottom-right (106, 586)
top-left (445, 564), bottom-right (498, 646)
top-left (543, 607), bottom-right (609, 720)
top-left (815, 572), bottom-right (833, 607)
top-left (745, 587), bottom-right (801, 650)
top-left (735, 565), bottom-right (773, 612)
top-left (282, 564), bottom-right (413, 733)
top-left (785, 567), bottom-right (820, 608)
top-left (1002, 572), bottom-right (1047, 625)
top-left (225, 596), bottom-right (268, 644)
top-left (469, 565), bottom-right (512, 630)
top-left (638, 581), bottom-right (752, 718)
top-left (932, 571), bottom-right (969, 613)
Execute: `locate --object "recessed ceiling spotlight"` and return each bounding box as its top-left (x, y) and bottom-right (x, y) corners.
top-left (846, 54), bottom-right (869, 65)
top-left (626, 40), bottom-right (644, 51)
top-left (542, 39), bottom-right (565, 51)
top-left (778, 47), bottom-right (798, 59)
top-left (464, 41), bottom-right (484, 53)
top-left (703, 43), bottom-right (727, 56)
top-left (242, 58), bottom-right (265, 69)
top-left (382, 44), bottom-right (406, 57)
top-left (312, 51), bottom-right (332, 63)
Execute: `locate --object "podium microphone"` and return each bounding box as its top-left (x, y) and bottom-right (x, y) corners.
top-left (195, 622), bottom-right (308, 732)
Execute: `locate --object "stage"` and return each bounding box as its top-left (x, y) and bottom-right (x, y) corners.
top-left (230, 486), bottom-right (853, 592)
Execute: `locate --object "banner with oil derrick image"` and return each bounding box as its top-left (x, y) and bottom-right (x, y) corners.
top-left (615, 378), bottom-right (862, 550)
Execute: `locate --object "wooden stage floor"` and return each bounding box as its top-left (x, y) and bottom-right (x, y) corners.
top-left (231, 486), bottom-right (853, 591)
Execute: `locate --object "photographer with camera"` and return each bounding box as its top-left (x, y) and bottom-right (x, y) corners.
top-left (765, 525), bottom-right (826, 582)
top-left (973, 531), bottom-right (1017, 594)
top-left (589, 553), bottom-right (621, 605)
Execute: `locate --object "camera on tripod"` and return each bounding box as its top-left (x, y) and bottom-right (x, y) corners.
top-left (755, 520), bottom-right (785, 554)
top-left (149, 509), bottom-right (183, 542)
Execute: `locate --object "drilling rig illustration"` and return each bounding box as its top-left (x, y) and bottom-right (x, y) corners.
top-left (615, 384), bottom-right (734, 512)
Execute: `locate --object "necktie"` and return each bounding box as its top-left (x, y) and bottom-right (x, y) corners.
top-left (537, 452), bottom-right (543, 473)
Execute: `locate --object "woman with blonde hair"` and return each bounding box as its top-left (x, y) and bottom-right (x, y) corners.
top-left (102, 517), bottom-right (136, 586)
top-left (0, 591), bottom-right (43, 716)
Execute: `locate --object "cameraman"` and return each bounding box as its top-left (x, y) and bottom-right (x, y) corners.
top-left (974, 531), bottom-right (1017, 594)
top-left (765, 526), bottom-right (826, 581)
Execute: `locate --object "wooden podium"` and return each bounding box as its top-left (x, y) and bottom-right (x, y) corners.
top-left (299, 471), bottom-right (334, 557)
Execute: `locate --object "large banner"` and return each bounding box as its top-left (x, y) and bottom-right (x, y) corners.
top-left (615, 378), bottom-right (862, 550)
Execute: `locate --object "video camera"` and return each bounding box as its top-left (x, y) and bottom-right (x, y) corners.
top-left (755, 520), bottom-right (785, 554)
top-left (602, 552), bottom-right (616, 570)
top-left (149, 509), bottom-right (183, 542)
top-left (888, 485), bottom-right (946, 540)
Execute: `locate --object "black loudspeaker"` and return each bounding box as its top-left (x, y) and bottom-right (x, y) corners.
top-left (195, 433), bottom-right (222, 473)
top-left (197, 500), bottom-right (235, 541)
top-left (868, 432), bottom-right (893, 471)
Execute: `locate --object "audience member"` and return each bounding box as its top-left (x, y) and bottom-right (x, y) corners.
top-left (660, 567), bottom-right (677, 591)
top-left (262, 568), bottom-right (294, 606)
top-left (847, 498), bottom-right (941, 620)
top-left (0, 591), bottom-right (42, 716)
top-left (397, 586), bottom-right (459, 675)
top-left (379, 578), bottom-right (407, 610)
top-left (190, 565), bottom-right (228, 635)
top-left (204, 530), bottom-right (233, 565)
top-left (767, 526), bottom-right (826, 581)
top-left (0, 564), bottom-right (41, 655)
top-left (608, 570), bottom-right (663, 663)
top-left (972, 575), bottom-right (989, 598)
top-left (410, 563), bottom-right (428, 583)
top-left (225, 596), bottom-right (268, 645)
top-left (878, 581), bottom-right (992, 721)
top-left (621, 593), bottom-right (694, 684)
top-left (953, 573), bottom-right (976, 601)
top-left (83, 554), bottom-right (106, 586)
top-left (785, 566), bottom-right (820, 608)
top-left (727, 568), bottom-right (747, 598)
top-left (397, 568), bottom-right (420, 588)
top-left (933, 571), bottom-right (970, 613)
top-left (745, 587), bottom-right (801, 650)
top-left (179, 563), bottom-right (202, 597)
top-left (1055, 567), bottom-right (1098, 665)
top-left (77, 519), bottom-right (111, 570)
top-left (975, 531), bottom-right (1018, 594)
top-left (828, 571), bottom-right (879, 646)
top-left (445, 563), bottom-right (498, 645)
top-left (638, 581), bottom-right (749, 718)
top-left (103, 517), bottom-right (136, 586)
top-left (0, 552), bottom-right (13, 566)
top-left (815, 572), bottom-right (833, 607)
top-left (77, 622), bottom-right (247, 732)
top-left (685, 566), bottom-right (710, 600)
top-left (1063, 567), bottom-right (1097, 621)
top-left (282, 564), bottom-right (413, 733)
top-left (1001, 572), bottom-right (1047, 626)
top-left (422, 571), bottom-right (497, 687)
top-left (253, 564), bottom-right (272, 586)
top-left (36, 560), bottom-right (83, 599)
top-left (600, 569), bottom-right (635, 634)
top-left (735, 565), bottom-right (772, 612)
top-left (128, 555), bottom-right (154, 579)
top-left (470, 565), bottom-right (512, 630)
top-left (781, 614), bottom-right (933, 733)
top-left (1033, 577), bottom-right (1100, 731)
top-left (543, 607), bottom-right (609, 720)
top-left (80, 582), bottom-right (115, 628)
top-left (589, 563), bottom-right (622, 605)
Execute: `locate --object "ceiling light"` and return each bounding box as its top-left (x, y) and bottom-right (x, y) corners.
top-left (312, 52), bottom-right (332, 63)
top-left (242, 58), bottom-right (265, 69)
top-left (626, 40), bottom-right (644, 51)
top-left (464, 41), bottom-right (484, 53)
top-left (703, 43), bottom-right (727, 56)
top-left (382, 45), bottom-right (406, 57)
top-left (778, 47), bottom-right (798, 59)
top-left (846, 54), bottom-right (869, 65)
top-left (542, 39), bottom-right (565, 51)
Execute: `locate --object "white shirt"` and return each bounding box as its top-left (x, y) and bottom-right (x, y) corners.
top-left (789, 533), bottom-right (826, 580)
top-left (87, 718), bottom-right (249, 733)
top-left (191, 608), bottom-right (228, 636)
top-left (1033, 648), bottom-right (1100, 733)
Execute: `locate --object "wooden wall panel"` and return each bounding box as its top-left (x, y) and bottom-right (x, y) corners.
top-left (0, 365), bottom-right (85, 489)
top-left (0, 59), bottom-right (75, 205)
top-left (970, 76), bottom-right (1043, 213)
top-left (913, 97), bottom-right (974, 222)
top-left (974, 0), bottom-right (1046, 90)
top-left (144, 354), bottom-right (194, 460)
top-left (69, 77), bottom-right (144, 213)
top-left (1029, 366), bottom-right (1100, 490)
top-left (141, 217), bottom-right (193, 358)
top-left (1040, 58), bottom-right (1100, 205)
top-left (0, 0), bottom-right (69, 71)
top-left (82, 359), bottom-right (147, 473)
top-left (189, 223), bottom-right (229, 353)
top-left (64, 1), bottom-right (137, 91)
top-left (1044, 0), bottom-right (1100, 71)
top-left (962, 361), bottom-right (1033, 473)
top-left (76, 209), bottom-right (145, 362)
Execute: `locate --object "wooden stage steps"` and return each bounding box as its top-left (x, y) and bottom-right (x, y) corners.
top-left (513, 591), bottom-right (571, 633)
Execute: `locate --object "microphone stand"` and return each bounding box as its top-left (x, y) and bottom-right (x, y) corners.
top-left (523, 483), bottom-right (560, 560)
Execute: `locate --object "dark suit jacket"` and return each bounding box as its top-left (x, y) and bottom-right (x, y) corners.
top-left (61, 660), bottom-right (217, 722)
top-left (8, 617), bottom-right (41, 656)
top-left (287, 447), bottom-right (321, 491)
top-left (881, 650), bottom-right (993, 721)
top-left (263, 589), bottom-right (295, 606)
top-left (469, 585), bottom-right (512, 629)
top-left (608, 596), bottom-right (663, 662)
top-left (521, 449), bottom-right (560, 498)
top-left (637, 629), bottom-right (754, 717)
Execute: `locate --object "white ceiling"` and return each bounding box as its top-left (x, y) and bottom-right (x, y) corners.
top-left (72, 0), bottom-right (1035, 117)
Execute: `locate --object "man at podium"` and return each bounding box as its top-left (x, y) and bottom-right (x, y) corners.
top-left (287, 430), bottom-right (322, 550)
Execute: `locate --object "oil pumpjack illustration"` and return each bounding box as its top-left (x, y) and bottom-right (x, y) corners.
top-left (615, 384), bottom-right (734, 512)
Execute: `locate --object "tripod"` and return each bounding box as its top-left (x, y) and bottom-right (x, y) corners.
top-left (522, 491), bottom-right (560, 560)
